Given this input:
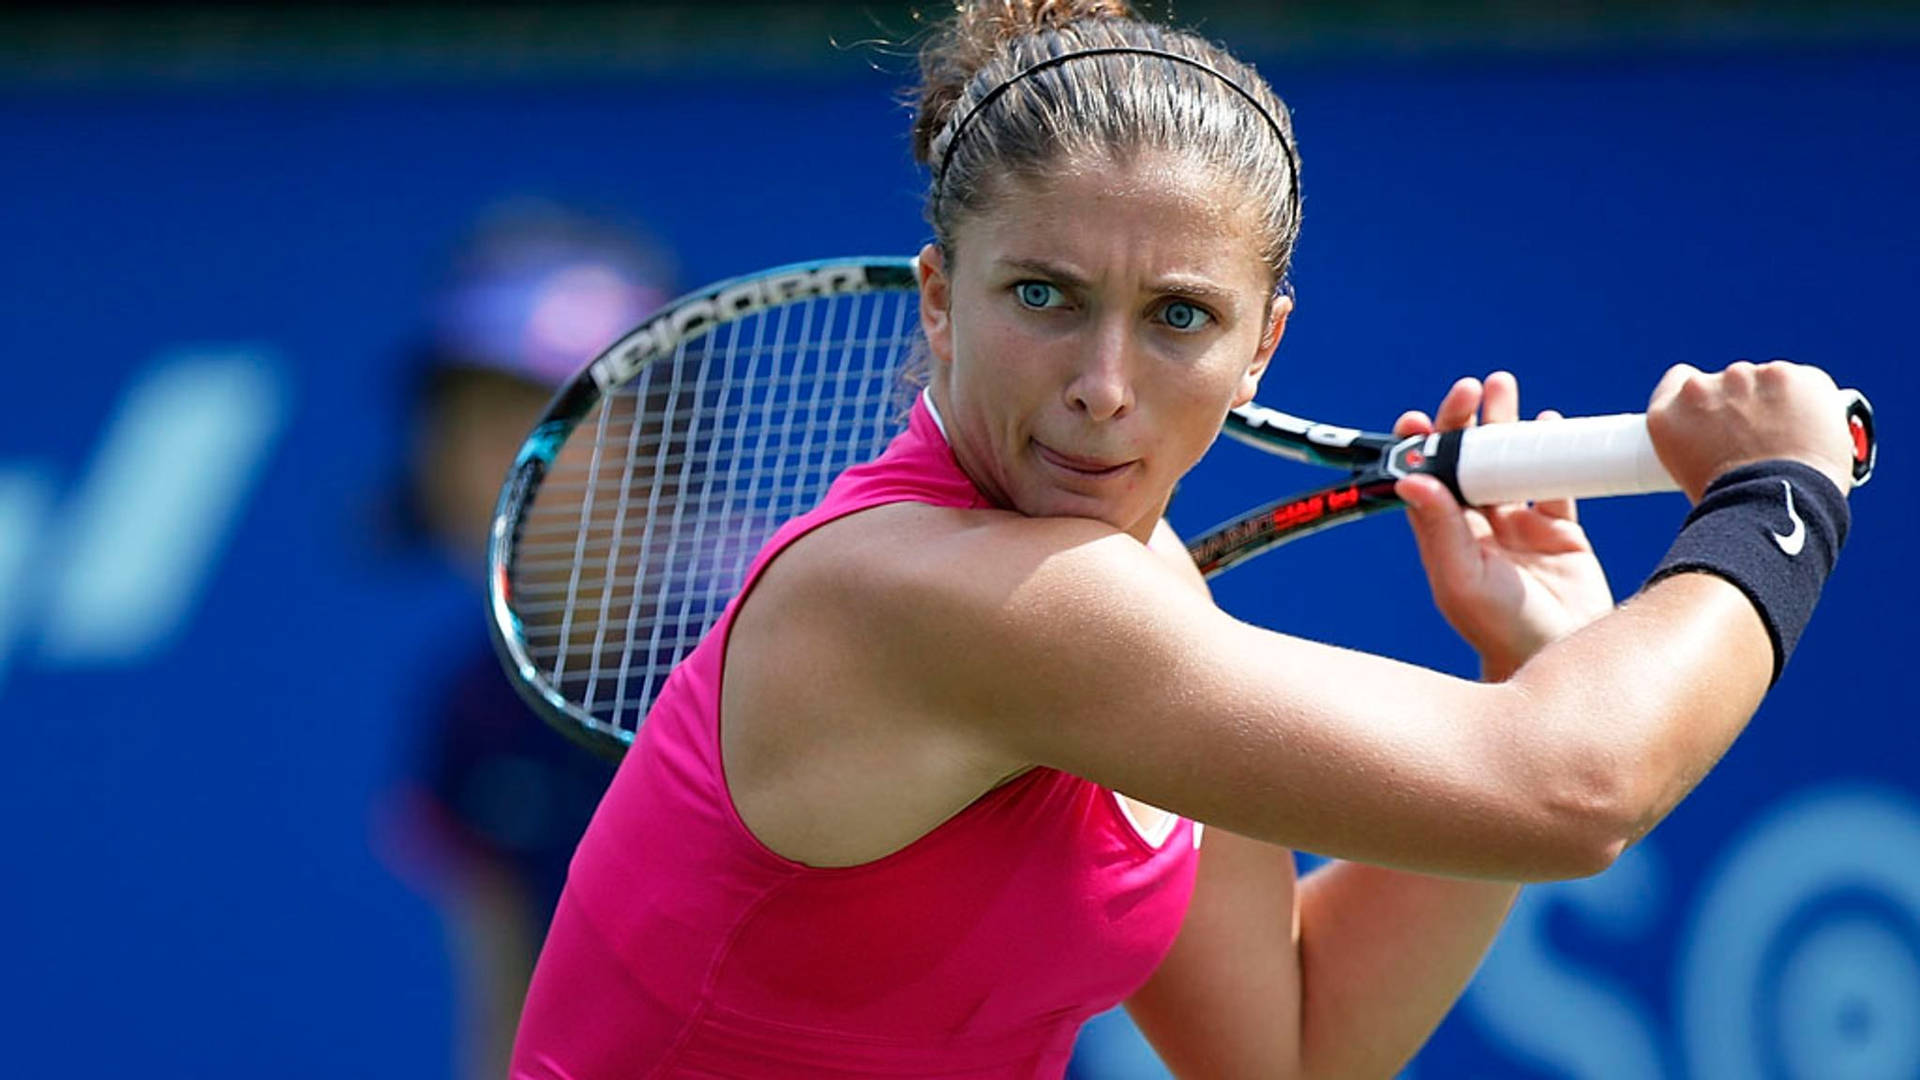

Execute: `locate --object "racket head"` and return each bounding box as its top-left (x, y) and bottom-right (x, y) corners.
top-left (487, 256), bottom-right (923, 757)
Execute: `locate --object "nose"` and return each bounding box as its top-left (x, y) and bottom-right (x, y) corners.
top-left (1064, 319), bottom-right (1134, 421)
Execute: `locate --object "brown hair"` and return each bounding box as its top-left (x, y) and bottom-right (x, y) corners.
top-left (910, 0), bottom-right (1302, 283)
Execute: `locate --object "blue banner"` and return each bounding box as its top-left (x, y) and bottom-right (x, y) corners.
top-left (1, 47), bottom-right (1914, 1078)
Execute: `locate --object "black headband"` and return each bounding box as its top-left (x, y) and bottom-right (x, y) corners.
top-left (932, 45), bottom-right (1302, 231)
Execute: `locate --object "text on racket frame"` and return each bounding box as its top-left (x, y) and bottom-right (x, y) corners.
top-left (591, 264), bottom-right (875, 392)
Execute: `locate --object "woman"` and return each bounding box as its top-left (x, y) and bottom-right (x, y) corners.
top-left (511, 3), bottom-right (1857, 1077)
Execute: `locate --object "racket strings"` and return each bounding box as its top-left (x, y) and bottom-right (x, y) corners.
top-left (505, 287), bottom-right (920, 740)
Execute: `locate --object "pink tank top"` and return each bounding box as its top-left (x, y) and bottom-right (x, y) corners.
top-left (511, 395), bottom-right (1200, 1079)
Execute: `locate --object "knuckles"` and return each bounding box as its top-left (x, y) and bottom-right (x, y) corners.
top-left (1673, 369), bottom-right (1718, 409)
top-left (1645, 357), bottom-right (1853, 498)
top-left (1657, 357), bottom-right (1831, 414)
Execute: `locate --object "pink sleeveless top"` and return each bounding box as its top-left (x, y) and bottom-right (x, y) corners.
top-left (511, 395), bottom-right (1200, 1079)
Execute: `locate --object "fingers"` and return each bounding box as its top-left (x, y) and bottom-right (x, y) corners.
top-left (1644, 359), bottom-right (1854, 500)
top-left (1431, 371), bottom-right (1519, 430)
top-left (1416, 372), bottom-right (1580, 518)
top-left (1428, 373), bottom-right (1580, 520)
top-left (1648, 362), bottom-right (1702, 412)
top-left (1481, 371), bottom-right (1520, 426)
top-left (1393, 409), bottom-right (1433, 438)
top-left (1442, 371), bottom-right (1527, 513)
top-left (1400, 378), bottom-right (1484, 584)
top-left (1434, 377), bottom-right (1482, 431)
top-left (1396, 473), bottom-right (1483, 589)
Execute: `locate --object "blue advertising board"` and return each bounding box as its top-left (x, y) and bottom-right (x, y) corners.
top-left (1, 45), bottom-right (1914, 1078)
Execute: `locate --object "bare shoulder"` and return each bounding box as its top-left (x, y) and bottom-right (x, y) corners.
top-left (720, 500), bottom-right (1140, 866)
top-left (803, 505), bottom-right (1218, 722)
top-left (729, 501), bottom-right (1231, 809)
top-left (748, 499), bottom-right (1174, 672)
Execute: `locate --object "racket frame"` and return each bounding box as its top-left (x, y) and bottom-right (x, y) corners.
top-left (487, 257), bottom-right (919, 757)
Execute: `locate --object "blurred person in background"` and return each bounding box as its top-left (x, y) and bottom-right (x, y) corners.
top-left (385, 202), bottom-right (678, 1080)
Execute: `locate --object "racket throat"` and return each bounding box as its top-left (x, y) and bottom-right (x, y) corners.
top-left (1387, 430), bottom-right (1467, 503)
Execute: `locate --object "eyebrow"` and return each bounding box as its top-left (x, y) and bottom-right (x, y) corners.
top-left (998, 256), bottom-right (1091, 288)
top-left (995, 256), bottom-right (1242, 312)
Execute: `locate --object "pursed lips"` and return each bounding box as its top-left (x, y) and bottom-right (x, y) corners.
top-left (1033, 439), bottom-right (1135, 477)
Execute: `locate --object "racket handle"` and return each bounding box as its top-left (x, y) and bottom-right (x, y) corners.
top-left (1417, 389), bottom-right (1875, 505)
top-left (1452, 413), bottom-right (1672, 504)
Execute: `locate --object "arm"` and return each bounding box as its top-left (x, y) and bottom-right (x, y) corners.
top-left (1133, 574), bottom-right (1765, 1075)
top-left (1127, 369), bottom-right (1816, 1075)
top-left (853, 508), bottom-right (1762, 879)
top-left (857, 361), bottom-right (1844, 878)
top-left (1125, 514), bottom-right (1524, 1078)
top-left (1128, 828), bottom-right (1522, 1080)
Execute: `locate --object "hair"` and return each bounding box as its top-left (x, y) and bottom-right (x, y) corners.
top-left (910, 0), bottom-right (1302, 285)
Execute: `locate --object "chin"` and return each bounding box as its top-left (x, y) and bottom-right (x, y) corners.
top-left (1020, 486), bottom-right (1152, 535)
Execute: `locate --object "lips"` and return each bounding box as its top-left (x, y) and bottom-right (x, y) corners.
top-left (1034, 440), bottom-right (1134, 477)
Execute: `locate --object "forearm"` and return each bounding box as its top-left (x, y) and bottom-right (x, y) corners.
top-left (1295, 861), bottom-right (1518, 1079)
top-left (1506, 570), bottom-right (1772, 850)
top-left (1294, 642), bottom-right (1523, 1078)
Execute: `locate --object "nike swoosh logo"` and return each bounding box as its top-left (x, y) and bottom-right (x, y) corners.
top-left (1772, 480), bottom-right (1805, 557)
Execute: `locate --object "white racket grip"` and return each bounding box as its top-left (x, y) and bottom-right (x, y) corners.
top-left (1453, 413), bottom-right (1674, 504)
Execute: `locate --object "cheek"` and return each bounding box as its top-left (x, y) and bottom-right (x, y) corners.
top-left (1159, 356), bottom-right (1248, 451)
top-left (954, 306), bottom-right (1039, 391)
top-left (1170, 349), bottom-right (1250, 412)
top-left (944, 292), bottom-right (991, 372)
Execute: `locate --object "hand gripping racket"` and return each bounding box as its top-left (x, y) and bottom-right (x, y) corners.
top-left (487, 255), bottom-right (1877, 757)
top-left (1194, 387), bottom-right (1875, 577)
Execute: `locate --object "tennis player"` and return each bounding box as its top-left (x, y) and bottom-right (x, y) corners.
top-left (510, 3), bottom-right (1858, 1076)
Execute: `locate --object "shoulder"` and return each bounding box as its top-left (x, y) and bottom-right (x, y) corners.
top-left (761, 499), bottom-right (1160, 617)
top-left (732, 499), bottom-right (1211, 746)
top-left (774, 501), bottom-right (1198, 658)
top-left (739, 500), bottom-right (1241, 775)
top-left (720, 501), bottom-right (1184, 865)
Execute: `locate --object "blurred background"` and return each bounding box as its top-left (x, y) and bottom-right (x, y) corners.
top-left (1, 1), bottom-right (1915, 1076)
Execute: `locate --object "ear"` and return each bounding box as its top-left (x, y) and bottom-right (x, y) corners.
top-left (916, 243), bottom-right (953, 374)
top-left (1233, 289), bottom-right (1292, 407)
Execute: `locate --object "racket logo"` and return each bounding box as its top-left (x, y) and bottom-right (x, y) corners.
top-left (1230, 403), bottom-right (1364, 449)
top-left (1770, 480), bottom-right (1806, 557)
top-left (1271, 486), bottom-right (1361, 530)
top-left (591, 264), bottom-right (871, 390)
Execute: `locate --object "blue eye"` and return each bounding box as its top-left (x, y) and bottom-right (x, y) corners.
top-left (1015, 281), bottom-right (1062, 309)
top-left (1162, 300), bottom-right (1211, 331)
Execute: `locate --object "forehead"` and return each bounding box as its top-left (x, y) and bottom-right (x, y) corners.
top-left (956, 152), bottom-right (1270, 291)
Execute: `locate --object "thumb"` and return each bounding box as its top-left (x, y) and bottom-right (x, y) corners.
top-left (1397, 474), bottom-right (1482, 590)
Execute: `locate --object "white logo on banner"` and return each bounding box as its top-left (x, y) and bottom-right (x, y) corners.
top-left (1468, 785), bottom-right (1920, 1079)
top-left (0, 349), bottom-right (286, 697)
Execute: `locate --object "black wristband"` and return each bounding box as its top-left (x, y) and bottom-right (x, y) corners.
top-left (1646, 460), bottom-right (1850, 684)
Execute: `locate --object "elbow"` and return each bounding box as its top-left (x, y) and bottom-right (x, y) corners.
top-left (1545, 824), bottom-right (1633, 882)
top-left (1525, 745), bottom-right (1648, 881)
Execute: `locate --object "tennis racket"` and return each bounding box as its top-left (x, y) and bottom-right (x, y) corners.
top-left (487, 255), bottom-right (1877, 757)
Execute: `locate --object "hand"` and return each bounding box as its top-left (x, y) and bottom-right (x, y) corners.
top-left (1393, 372), bottom-right (1616, 680)
top-left (1646, 359), bottom-right (1856, 501)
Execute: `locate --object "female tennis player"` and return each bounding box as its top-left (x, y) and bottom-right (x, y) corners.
top-left (510, 3), bottom-right (1857, 1076)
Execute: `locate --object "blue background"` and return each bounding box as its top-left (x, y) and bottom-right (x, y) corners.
top-left (1, 40), bottom-right (1915, 1079)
